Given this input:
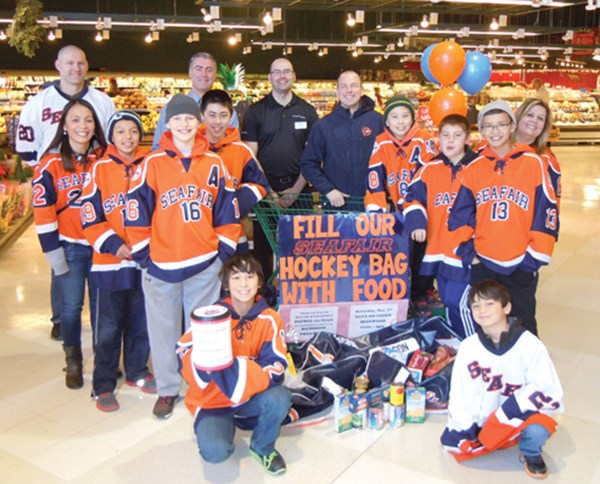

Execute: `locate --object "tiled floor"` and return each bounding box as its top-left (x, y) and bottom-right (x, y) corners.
top-left (1, 146), bottom-right (599, 483)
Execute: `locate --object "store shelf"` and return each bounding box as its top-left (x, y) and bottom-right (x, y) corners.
top-left (0, 209), bottom-right (32, 257)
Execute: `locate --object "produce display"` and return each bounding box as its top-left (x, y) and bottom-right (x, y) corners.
top-left (112, 90), bottom-right (149, 111)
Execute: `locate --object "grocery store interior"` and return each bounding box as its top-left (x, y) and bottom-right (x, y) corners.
top-left (1, 0), bottom-right (600, 482)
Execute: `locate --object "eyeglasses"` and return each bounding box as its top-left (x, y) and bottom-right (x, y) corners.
top-left (270, 69), bottom-right (293, 77)
top-left (481, 122), bottom-right (512, 133)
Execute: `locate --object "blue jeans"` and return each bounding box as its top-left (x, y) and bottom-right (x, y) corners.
top-left (57, 243), bottom-right (97, 347)
top-left (194, 385), bottom-right (291, 463)
top-left (519, 423), bottom-right (551, 457)
top-left (93, 287), bottom-right (149, 395)
top-left (50, 270), bottom-right (62, 325)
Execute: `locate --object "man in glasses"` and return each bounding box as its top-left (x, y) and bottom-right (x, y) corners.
top-left (448, 100), bottom-right (559, 337)
top-left (241, 57), bottom-right (318, 280)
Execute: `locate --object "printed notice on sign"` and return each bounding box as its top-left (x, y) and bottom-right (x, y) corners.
top-left (347, 303), bottom-right (398, 339)
top-left (288, 306), bottom-right (338, 340)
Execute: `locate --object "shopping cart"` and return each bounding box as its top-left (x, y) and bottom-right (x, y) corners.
top-left (251, 192), bottom-right (364, 283)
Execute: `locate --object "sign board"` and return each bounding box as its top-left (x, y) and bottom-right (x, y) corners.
top-left (278, 212), bottom-right (410, 341)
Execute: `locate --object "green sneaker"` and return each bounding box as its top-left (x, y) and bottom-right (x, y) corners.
top-left (250, 448), bottom-right (287, 475)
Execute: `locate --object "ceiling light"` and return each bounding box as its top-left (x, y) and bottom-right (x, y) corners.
top-left (420, 15), bottom-right (429, 28)
top-left (347, 14), bottom-right (356, 27)
top-left (318, 50), bottom-right (324, 57)
top-left (531, 0), bottom-right (541, 6)
top-left (95, 31), bottom-right (103, 42)
top-left (352, 50), bottom-right (359, 57)
top-left (586, 0), bottom-right (596, 10)
top-left (263, 11), bottom-right (273, 25)
top-left (592, 48), bottom-right (600, 61)
top-left (145, 32), bottom-right (153, 43)
top-left (490, 18), bottom-right (499, 30)
top-left (201, 8), bottom-right (212, 22)
top-left (48, 30), bottom-right (56, 41)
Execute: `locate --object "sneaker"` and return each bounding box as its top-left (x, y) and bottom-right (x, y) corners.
top-left (95, 392), bottom-right (120, 412)
top-left (50, 324), bottom-right (62, 341)
top-left (520, 454), bottom-right (548, 479)
top-left (250, 448), bottom-right (287, 475)
top-left (125, 374), bottom-right (157, 394)
top-left (153, 395), bottom-right (178, 419)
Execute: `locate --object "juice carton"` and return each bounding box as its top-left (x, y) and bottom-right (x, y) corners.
top-left (405, 386), bottom-right (426, 424)
top-left (334, 392), bottom-right (354, 433)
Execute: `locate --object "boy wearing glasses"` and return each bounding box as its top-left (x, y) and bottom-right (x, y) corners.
top-left (448, 100), bottom-right (558, 337)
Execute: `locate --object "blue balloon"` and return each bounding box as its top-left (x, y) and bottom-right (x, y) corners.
top-left (457, 51), bottom-right (492, 95)
top-left (420, 44), bottom-right (440, 85)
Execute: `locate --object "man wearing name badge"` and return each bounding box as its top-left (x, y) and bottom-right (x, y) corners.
top-left (152, 52), bottom-right (239, 150)
top-left (16, 44), bottom-right (116, 341)
top-left (241, 57), bottom-right (318, 281)
top-left (301, 70), bottom-right (384, 210)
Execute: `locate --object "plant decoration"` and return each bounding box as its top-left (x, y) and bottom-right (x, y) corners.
top-left (217, 63), bottom-right (246, 91)
top-left (9, 0), bottom-right (45, 58)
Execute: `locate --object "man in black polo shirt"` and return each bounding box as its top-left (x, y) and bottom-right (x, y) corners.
top-left (242, 57), bottom-right (318, 279)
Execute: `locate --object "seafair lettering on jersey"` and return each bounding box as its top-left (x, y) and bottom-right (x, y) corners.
top-left (41, 107), bottom-right (62, 124)
top-left (474, 185), bottom-right (530, 210)
top-left (56, 172), bottom-right (91, 191)
top-left (467, 360), bottom-right (523, 396)
top-left (102, 192), bottom-right (128, 214)
top-left (159, 184), bottom-right (214, 210)
top-left (434, 191), bottom-right (457, 208)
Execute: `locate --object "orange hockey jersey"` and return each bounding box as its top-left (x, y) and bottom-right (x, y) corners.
top-left (404, 149), bottom-right (478, 281)
top-left (201, 126), bottom-right (270, 252)
top-left (81, 145), bottom-right (147, 290)
top-left (177, 296), bottom-right (287, 416)
top-left (201, 126), bottom-right (270, 216)
top-left (124, 131), bottom-right (240, 283)
top-left (365, 125), bottom-right (437, 212)
top-left (33, 149), bottom-right (102, 253)
top-left (448, 144), bottom-right (559, 275)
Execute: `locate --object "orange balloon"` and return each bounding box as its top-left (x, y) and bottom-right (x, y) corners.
top-left (428, 87), bottom-right (468, 126)
top-left (429, 41), bottom-right (467, 86)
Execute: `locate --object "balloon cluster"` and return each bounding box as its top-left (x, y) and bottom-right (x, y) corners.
top-left (420, 41), bottom-right (492, 126)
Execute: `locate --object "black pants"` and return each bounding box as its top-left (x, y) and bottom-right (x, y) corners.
top-left (471, 263), bottom-right (539, 336)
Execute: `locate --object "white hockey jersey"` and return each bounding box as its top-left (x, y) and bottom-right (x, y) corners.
top-left (16, 80), bottom-right (115, 166)
top-left (441, 320), bottom-right (563, 456)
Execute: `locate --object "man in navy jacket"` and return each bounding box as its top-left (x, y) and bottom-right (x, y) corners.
top-left (301, 71), bottom-right (384, 208)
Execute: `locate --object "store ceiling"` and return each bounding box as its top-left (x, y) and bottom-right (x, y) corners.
top-left (1, 0), bottom-right (599, 68)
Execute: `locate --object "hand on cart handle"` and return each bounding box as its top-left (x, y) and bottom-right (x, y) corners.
top-left (326, 189), bottom-right (350, 208)
top-left (276, 188), bottom-right (299, 209)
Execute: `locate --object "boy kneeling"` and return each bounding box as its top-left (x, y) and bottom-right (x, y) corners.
top-left (441, 280), bottom-right (563, 479)
top-left (177, 254), bottom-right (291, 475)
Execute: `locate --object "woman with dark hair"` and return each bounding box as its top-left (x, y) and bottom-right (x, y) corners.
top-left (33, 98), bottom-right (107, 389)
top-left (513, 98), bottom-right (561, 209)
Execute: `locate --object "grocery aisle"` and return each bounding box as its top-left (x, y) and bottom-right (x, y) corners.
top-left (0, 146), bottom-right (599, 483)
